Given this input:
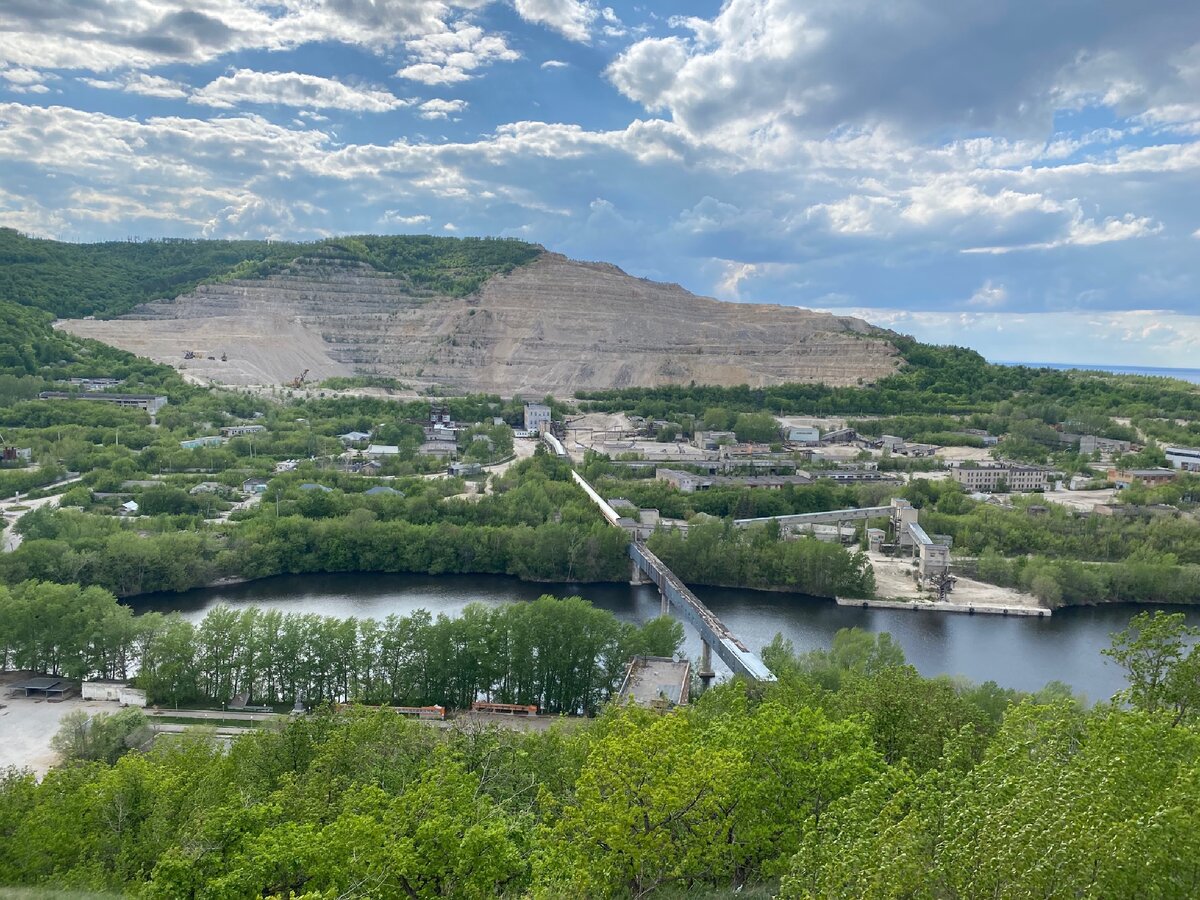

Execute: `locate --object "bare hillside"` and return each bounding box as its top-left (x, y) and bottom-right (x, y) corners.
top-left (59, 252), bottom-right (900, 393)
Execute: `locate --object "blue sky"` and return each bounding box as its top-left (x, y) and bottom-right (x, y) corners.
top-left (2, 0), bottom-right (1199, 366)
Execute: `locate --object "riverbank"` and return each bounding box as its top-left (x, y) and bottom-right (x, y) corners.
top-left (865, 550), bottom-right (1049, 614)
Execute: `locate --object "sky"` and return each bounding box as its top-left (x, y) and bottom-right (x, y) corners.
top-left (2, 0), bottom-right (1200, 367)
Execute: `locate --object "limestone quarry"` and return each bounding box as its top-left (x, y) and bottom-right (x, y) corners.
top-left (60, 251), bottom-right (901, 395)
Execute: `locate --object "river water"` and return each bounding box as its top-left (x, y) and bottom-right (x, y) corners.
top-left (132, 573), bottom-right (1200, 701)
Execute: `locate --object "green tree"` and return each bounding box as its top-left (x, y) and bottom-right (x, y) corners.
top-left (1103, 610), bottom-right (1200, 724)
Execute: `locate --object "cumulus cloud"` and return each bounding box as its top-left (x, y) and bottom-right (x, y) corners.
top-left (192, 70), bottom-right (411, 112)
top-left (540, 59), bottom-right (568, 69)
top-left (0, 0), bottom-right (480, 71)
top-left (0, 66), bottom-right (47, 85)
top-left (81, 73), bottom-right (190, 100)
top-left (418, 98), bottom-right (468, 120)
top-left (965, 213), bottom-right (1162, 254)
top-left (396, 20), bottom-right (520, 84)
top-left (382, 212), bottom-right (432, 226)
top-left (608, 0), bottom-right (1200, 153)
top-left (967, 281), bottom-right (1008, 308)
top-left (513, 0), bottom-right (597, 43)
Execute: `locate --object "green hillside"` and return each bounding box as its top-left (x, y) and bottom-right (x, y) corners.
top-left (0, 229), bottom-right (543, 319)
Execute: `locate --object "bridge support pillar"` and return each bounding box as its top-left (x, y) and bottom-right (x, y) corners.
top-left (630, 558), bottom-right (648, 585)
top-left (660, 588), bottom-right (669, 617)
top-left (698, 639), bottom-right (716, 684)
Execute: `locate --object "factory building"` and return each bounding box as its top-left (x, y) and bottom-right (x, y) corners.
top-left (1166, 446), bottom-right (1200, 472)
top-left (949, 462), bottom-right (1050, 492)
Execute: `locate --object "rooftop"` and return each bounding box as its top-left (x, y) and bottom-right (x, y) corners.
top-left (618, 656), bottom-right (691, 707)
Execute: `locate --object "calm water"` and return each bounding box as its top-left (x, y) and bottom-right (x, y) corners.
top-left (132, 573), bottom-right (1200, 701)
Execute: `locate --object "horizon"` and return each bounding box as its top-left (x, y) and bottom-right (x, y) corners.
top-left (2, 0), bottom-right (1199, 366)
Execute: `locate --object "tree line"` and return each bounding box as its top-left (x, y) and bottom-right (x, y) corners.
top-left (2, 613), bottom-right (1198, 897)
top-left (648, 519), bottom-right (876, 599)
top-left (0, 580), bottom-right (682, 714)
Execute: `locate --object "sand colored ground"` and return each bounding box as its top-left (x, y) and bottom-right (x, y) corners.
top-left (867, 551), bottom-right (1045, 610)
top-left (1043, 487), bottom-right (1118, 514)
top-left (0, 689), bottom-right (116, 777)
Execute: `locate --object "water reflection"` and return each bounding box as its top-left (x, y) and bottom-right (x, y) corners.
top-left (132, 572), bottom-right (1200, 700)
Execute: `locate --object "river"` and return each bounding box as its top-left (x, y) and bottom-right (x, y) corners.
top-left (131, 573), bottom-right (1200, 701)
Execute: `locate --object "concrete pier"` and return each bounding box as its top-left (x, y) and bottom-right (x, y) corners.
top-left (836, 597), bottom-right (1052, 617)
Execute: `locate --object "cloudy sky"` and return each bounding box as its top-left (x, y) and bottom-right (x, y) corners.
top-left (2, 0), bottom-right (1200, 366)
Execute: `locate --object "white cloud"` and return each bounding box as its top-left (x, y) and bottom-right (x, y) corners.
top-left (965, 213), bottom-right (1162, 254)
top-left (396, 20), bottom-right (520, 84)
top-left (443, 222), bottom-right (459, 231)
top-left (513, 0), bottom-right (597, 43)
top-left (0, 0), bottom-right (466, 72)
top-left (418, 98), bottom-right (468, 120)
top-left (81, 73), bottom-right (190, 100)
top-left (382, 212), bottom-right (432, 226)
top-left (607, 0), bottom-right (1200, 157)
top-left (192, 70), bottom-right (411, 112)
top-left (541, 59), bottom-right (569, 69)
top-left (0, 66), bottom-right (47, 85)
top-left (967, 281), bottom-right (1008, 309)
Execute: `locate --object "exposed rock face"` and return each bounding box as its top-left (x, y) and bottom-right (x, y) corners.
top-left (60, 252), bottom-right (900, 393)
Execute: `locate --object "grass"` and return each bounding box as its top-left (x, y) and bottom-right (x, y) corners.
top-left (151, 716), bottom-right (271, 729)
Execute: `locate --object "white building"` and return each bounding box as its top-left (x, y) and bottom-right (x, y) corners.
top-left (1166, 446), bottom-right (1200, 472)
top-left (949, 462), bottom-right (1050, 492)
top-left (82, 681), bottom-right (147, 707)
top-left (524, 403), bottom-right (552, 433)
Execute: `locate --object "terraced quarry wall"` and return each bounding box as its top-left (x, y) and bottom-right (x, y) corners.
top-left (59, 253), bottom-right (901, 393)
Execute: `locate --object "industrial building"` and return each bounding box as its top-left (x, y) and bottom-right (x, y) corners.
top-left (179, 436), bottom-right (223, 449)
top-left (785, 425), bottom-right (820, 444)
top-left (67, 377), bottom-right (122, 392)
top-left (523, 403), bottom-right (552, 433)
top-left (1166, 446), bottom-right (1200, 472)
top-left (7, 677), bottom-right (76, 699)
top-left (220, 424), bottom-right (266, 437)
top-left (1107, 467), bottom-right (1178, 489)
top-left (656, 467), bottom-right (814, 493)
top-left (82, 681), bottom-right (147, 706)
top-left (38, 392), bottom-right (168, 415)
top-left (949, 462), bottom-right (1050, 492)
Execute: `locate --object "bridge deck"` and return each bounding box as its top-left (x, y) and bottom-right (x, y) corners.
top-left (629, 542), bottom-right (775, 682)
top-left (734, 505), bottom-right (893, 528)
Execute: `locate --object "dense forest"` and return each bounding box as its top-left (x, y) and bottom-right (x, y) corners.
top-left (648, 519), bottom-right (876, 598)
top-left (0, 457), bottom-right (636, 595)
top-left (0, 228), bottom-right (542, 318)
top-left (1, 610), bottom-right (1198, 898)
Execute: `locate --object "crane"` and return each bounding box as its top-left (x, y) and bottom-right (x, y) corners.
top-left (289, 369), bottom-right (310, 389)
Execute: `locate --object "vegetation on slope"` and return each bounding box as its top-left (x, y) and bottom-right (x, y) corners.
top-left (1, 609), bottom-right (1198, 897)
top-left (578, 336), bottom-right (1200, 418)
top-left (0, 228), bottom-right (542, 319)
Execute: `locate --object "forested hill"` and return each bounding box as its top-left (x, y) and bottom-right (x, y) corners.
top-left (0, 228), bottom-right (543, 319)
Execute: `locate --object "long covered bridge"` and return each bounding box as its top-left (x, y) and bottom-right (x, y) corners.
top-left (571, 471), bottom-right (776, 683)
top-left (629, 541), bottom-right (775, 682)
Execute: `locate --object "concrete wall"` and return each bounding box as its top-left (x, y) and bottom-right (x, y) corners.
top-left (82, 682), bottom-right (147, 707)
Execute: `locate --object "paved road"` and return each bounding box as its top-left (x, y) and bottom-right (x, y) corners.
top-left (1, 476), bottom-right (83, 552)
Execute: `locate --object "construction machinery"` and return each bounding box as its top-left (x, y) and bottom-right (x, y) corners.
top-left (288, 369), bottom-right (310, 389)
